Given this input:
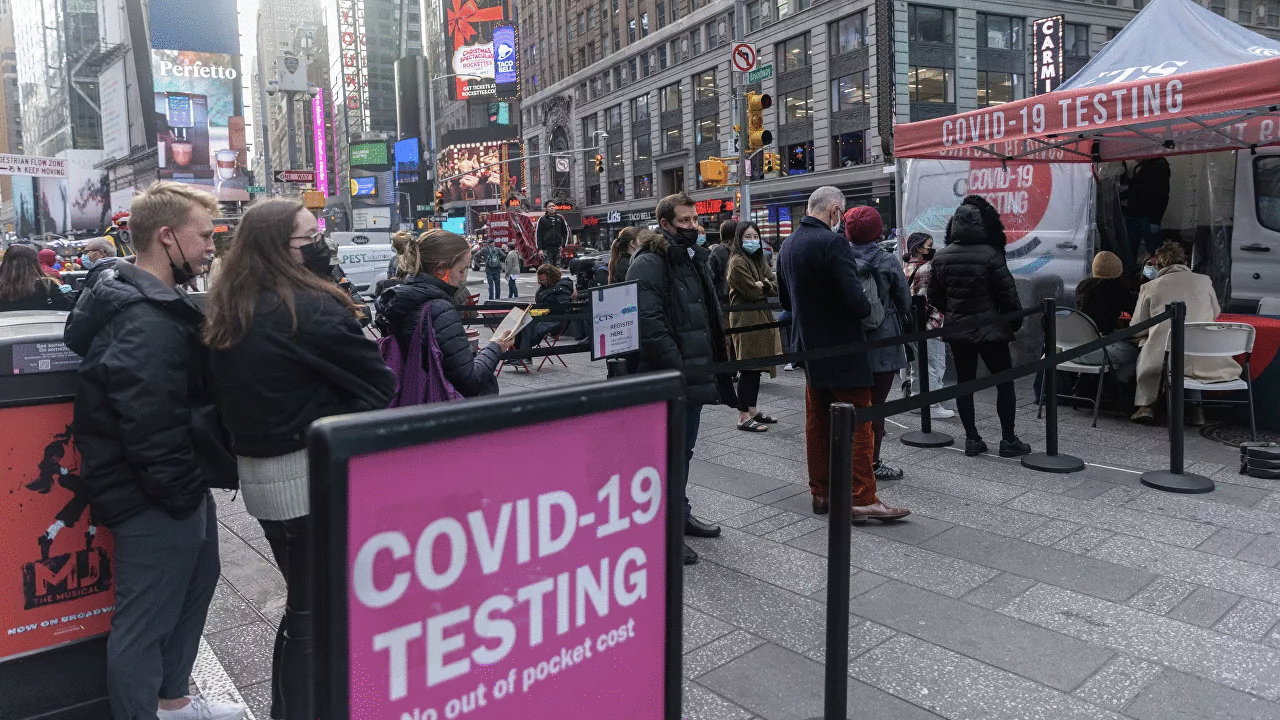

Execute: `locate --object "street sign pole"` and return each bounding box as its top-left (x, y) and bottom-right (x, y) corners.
top-left (734, 0), bottom-right (750, 223)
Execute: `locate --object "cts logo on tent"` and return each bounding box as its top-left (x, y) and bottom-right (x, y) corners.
top-left (1247, 46), bottom-right (1280, 57)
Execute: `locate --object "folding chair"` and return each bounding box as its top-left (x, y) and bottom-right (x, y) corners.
top-left (1173, 322), bottom-right (1257, 440)
top-left (536, 323), bottom-right (569, 371)
top-left (1039, 308), bottom-right (1115, 428)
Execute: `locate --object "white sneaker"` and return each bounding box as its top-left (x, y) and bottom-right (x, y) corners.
top-left (157, 695), bottom-right (247, 720)
top-left (929, 405), bottom-right (955, 419)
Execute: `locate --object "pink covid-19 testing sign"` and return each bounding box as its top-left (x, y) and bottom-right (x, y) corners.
top-left (341, 401), bottom-right (672, 720)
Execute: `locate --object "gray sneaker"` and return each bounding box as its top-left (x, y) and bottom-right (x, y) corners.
top-left (873, 461), bottom-right (904, 481)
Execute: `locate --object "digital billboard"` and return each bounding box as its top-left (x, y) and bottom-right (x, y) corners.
top-left (313, 91), bottom-right (330, 197)
top-left (350, 142), bottom-right (389, 167)
top-left (350, 176), bottom-right (378, 197)
top-left (444, 0), bottom-right (519, 99)
top-left (394, 138), bottom-right (420, 183)
top-left (150, 49), bottom-right (249, 201)
top-left (439, 142), bottom-right (522, 203)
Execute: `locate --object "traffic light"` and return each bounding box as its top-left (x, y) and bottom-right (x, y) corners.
top-left (699, 158), bottom-right (728, 187)
top-left (594, 153), bottom-right (604, 173)
top-left (746, 91), bottom-right (773, 152)
top-left (434, 190), bottom-right (445, 214)
top-left (762, 152), bottom-right (778, 173)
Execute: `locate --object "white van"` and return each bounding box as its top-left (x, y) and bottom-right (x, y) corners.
top-left (330, 231), bottom-right (395, 296)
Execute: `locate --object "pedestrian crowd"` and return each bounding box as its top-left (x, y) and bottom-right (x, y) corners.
top-left (0, 177), bottom-right (1244, 720)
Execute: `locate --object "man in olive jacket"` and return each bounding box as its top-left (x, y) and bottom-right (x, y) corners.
top-left (626, 192), bottom-right (733, 566)
top-left (64, 182), bottom-right (245, 720)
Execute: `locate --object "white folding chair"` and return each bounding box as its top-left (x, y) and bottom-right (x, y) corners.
top-left (1039, 308), bottom-right (1114, 427)
top-left (1169, 322), bottom-right (1257, 440)
top-left (1258, 297), bottom-right (1280, 316)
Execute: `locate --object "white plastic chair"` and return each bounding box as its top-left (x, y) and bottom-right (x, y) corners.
top-left (1168, 322), bottom-right (1256, 440)
top-left (1039, 308), bottom-right (1114, 427)
top-left (1258, 297), bottom-right (1280, 316)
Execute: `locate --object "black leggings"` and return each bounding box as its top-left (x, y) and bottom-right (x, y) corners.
top-left (259, 517), bottom-right (314, 720)
top-left (950, 341), bottom-right (1017, 442)
top-left (737, 371), bottom-right (762, 412)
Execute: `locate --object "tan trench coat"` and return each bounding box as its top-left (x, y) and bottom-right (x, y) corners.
top-left (1132, 264), bottom-right (1241, 407)
top-left (727, 253), bottom-right (782, 378)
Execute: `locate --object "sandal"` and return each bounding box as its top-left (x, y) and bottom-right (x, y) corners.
top-left (737, 418), bottom-right (769, 432)
top-left (753, 412), bottom-right (778, 424)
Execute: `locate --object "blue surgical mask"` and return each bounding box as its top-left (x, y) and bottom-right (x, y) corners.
top-left (1142, 265), bottom-right (1159, 280)
top-left (696, 234), bottom-right (707, 246)
top-left (742, 239), bottom-right (761, 254)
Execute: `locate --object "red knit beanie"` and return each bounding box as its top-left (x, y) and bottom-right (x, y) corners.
top-left (843, 206), bottom-right (882, 245)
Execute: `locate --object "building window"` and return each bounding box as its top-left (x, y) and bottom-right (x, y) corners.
top-left (635, 131), bottom-right (652, 163)
top-left (692, 28), bottom-right (703, 55)
top-left (607, 105), bottom-right (623, 132)
top-left (746, 0), bottom-right (764, 31)
top-left (657, 1), bottom-right (666, 28)
top-left (694, 69), bottom-right (717, 101)
top-left (629, 18), bottom-right (636, 43)
top-left (641, 12), bottom-right (649, 36)
top-left (634, 173), bottom-right (653, 199)
top-left (781, 86), bottom-right (811, 123)
top-left (1210, 0), bottom-right (1226, 16)
top-left (642, 53), bottom-right (652, 76)
top-left (658, 44), bottom-right (669, 69)
top-left (785, 141), bottom-right (813, 175)
top-left (831, 131), bottom-right (865, 169)
top-left (796, 0), bottom-right (811, 10)
top-left (661, 83), bottom-right (681, 112)
top-left (830, 12), bottom-right (867, 55)
top-left (629, 58), bottom-right (638, 81)
top-left (613, 27), bottom-right (621, 49)
top-left (613, 66), bottom-right (624, 88)
top-left (664, 126), bottom-right (683, 153)
top-left (977, 13), bottom-right (1023, 50)
top-left (1064, 23), bottom-right (1090, 58)
top-left (776, 0), bottom-right (789, 21)
top-left (586, 184), bottom-right (602, 205)
top-left (695, 113), bottom-right (718, 145)
top-left (908, 5), bottom-right (954, 43)
top-left (1242, 0), bottom-right (1280, 26)
top-left (831, 70), bottom-right (868, 111)
top-left (632, 94), bottom-right (650, 122)
top-left (908, 66), bottom-right (954, 103)
top-left (780, 34), bottom-right (810, 71)
top-left (977, 70), bottom-right (1022, 106)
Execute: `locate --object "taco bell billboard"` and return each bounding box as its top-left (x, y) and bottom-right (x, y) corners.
top-left (493, 26), bottom-right (517, 85)
top-left (444, 0), bottom-right (519, 99)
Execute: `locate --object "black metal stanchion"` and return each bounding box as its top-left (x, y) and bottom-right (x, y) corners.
top-left (1142, 302), bottom-right (1215, 493)
top-left (807, 403), bottom-right (854, 720)
top-left (901, 296), bottom-right (954, 448)
top-left (1023, 298), bottom-right (1086, 473)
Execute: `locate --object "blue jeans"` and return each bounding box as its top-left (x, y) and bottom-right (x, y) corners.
top-left (1075, 340), bottom-right (1140, 383)
top-left (683, 403), bottom-right (702, 520)
top-left (486, 271), bottom-right (501, 300)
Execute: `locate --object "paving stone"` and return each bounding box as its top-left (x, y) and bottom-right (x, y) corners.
top-left (801, 619), bottom-right (897, 663)
top-left (1237, 534), bottom-right (1280, 569)
top-left (691, 459), bottom-right (793, 502)
top-left (849, 635), bottom-right (1128, 720)
top-left (205, 621), bottom-right (277, 689)
top-left (215, 527), bottom-right (287, 619)
top-left (712, 432), bottom-right (809, 463)
top-left (891, 463), bottom-right (1029, 504)
top-left (236, 680), bottom-right (273, 720)
top-left (690, 527), bottom-right (828, 596)
top-left (961, 572), bottom-right (1039, 610)
top-left (719, 506), bottom-right (784, 529)
top-left (1071, 654), bottom-right (1164, 711)
top-left (768, 490), bottom-right (822, 517)
top-left (763, 517), bottom-right (826, 544)
top-left (1199, 528), bottom-right (1262, 558)
top-left (741, 511), bottom-right (808, 537)
top-left (1005, 490), bottom-right (1216, 549)
top-left (749, 485), bottom-right (807, 505)
top-left (1256, 492), bottom-right (1280, 514)
top-left (1052, 526), bottom-right (1114, 554)
top-left (918, 526), bottom-right (1156, 602)
top-left (684, 630), bottom-right (768, 679)
top-left (1088, 534), bottom-right (1280, 606)
top-left (683, 607), bottom-right (737, 653)
top-left (682, 562), bottom-right (826, 653)
top-left (687, 484), bottom-right (767, 524)
top-left (875, 484), bottom-right (1047, 539)
top-left (702, 450), bottom-right (810, 488)
top-left (1022, 519), bottom-right (1079, 546)
top-left (1000, 584), bottom-right (1280, 700)
top-left (1127, 577), bottom-right (1197, 615)
top-left (912, 452), bottom-right (1085, 495)
top-left (790, 526), bottom-right (998, 599)
top-left (204, 580), bottom-right (259, 635)
top-left (700, 643), bottom-right (942, 720)
top-left (849, 510), bottom-right (954, 546)
top-left (681, 679), bottom-right (755, 720)
top-left (1123, 493), bottom-right (1280, 536)
top-left (1214, 598), bottom-right (1280, 642)
top-left (1167, 586), bottom-right (1242, 627)
top-left (1062, 478), bottom-right (1126, 500)
top-left (1125, 669), bottom-right (1280, 720)
top-left (853, 580), bottom-right (1114, 691)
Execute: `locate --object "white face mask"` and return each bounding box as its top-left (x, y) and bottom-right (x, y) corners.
top-left (1142, 265), bottom-right (1159, 280)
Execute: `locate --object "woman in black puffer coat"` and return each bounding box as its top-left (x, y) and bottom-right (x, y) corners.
top-left (927, 195), bottom-right (1031, 459)
top-left (376, 230), bottom-right (516, 397)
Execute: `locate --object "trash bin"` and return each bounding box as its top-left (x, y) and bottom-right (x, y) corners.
top-left (0, 310), bottom-right (111, 720)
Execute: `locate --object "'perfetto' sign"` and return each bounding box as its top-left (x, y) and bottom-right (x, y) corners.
top-left (310, 374), bottom-right (685, 720)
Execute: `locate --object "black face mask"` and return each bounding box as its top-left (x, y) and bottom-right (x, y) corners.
top-left (921, 249), bottom-right (936, 261)
top-left (300, 238), bottom-right (333, 277)
top-left (671, 225), bottom-right (700, 246)
top-left (163, 236), bottom-right (200, 287)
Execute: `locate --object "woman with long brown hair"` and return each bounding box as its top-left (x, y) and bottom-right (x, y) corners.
top-left (204, 198), bottom-right (395, 720)
top-left (726, 222), bottom-right (782, 431)
top-left (607, 226), bottom-right (640, 284)
top-left (0, 244), bottom-right (73, 311)
top-left (375, 229), bottom-right (515, 397)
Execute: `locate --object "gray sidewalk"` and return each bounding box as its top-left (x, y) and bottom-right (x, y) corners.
top-left (200, 344), bottom-right (1280, 720)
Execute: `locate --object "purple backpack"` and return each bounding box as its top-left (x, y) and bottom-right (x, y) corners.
top-left (379, 300), bottom-right (464, 407)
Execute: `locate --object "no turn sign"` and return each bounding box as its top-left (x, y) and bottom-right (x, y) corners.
top-left (731, 43), bottom-right (757, 73)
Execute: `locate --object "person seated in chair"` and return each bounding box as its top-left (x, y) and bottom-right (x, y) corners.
top-left (1073, 250), bottom-right (1139, 384)
top-left (516, 264), bottom-right (575, 350)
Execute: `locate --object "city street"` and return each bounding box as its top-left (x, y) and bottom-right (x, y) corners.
top-left (191, 331), bottom-right (1280, 720)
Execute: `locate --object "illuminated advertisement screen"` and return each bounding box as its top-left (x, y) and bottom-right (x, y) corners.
top-left (350, 176), bottom-right (379, 197)
top-left (395, 138), bottom-right (420, 183)
top-left (350, 142), bottom-right (389, 167)
top-left (444, 0), bottom-right (518, 99)
top-left (439, 142), bottom-right (523, 203)
top-left (313, 91), bottom-right (329, 197)
top-left (151, 49), bottom-right (249, 201)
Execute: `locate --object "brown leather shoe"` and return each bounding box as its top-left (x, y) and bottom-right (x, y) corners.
top-left (851, 502), bottom-right (911, 522)
top-left (812, 495), bottom-right (829, 515)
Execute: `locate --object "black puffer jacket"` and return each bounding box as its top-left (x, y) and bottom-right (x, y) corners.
top-left (928, 204), bottom-right (1023, 344)
top-left (211, 289), bottom-right (396, 457)
top-left (63, 262), bottom-right (237, 527)
top-left (625, 229), bottom-right (732, 406)
top-left (376, 274), bottom-right (500, 397)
